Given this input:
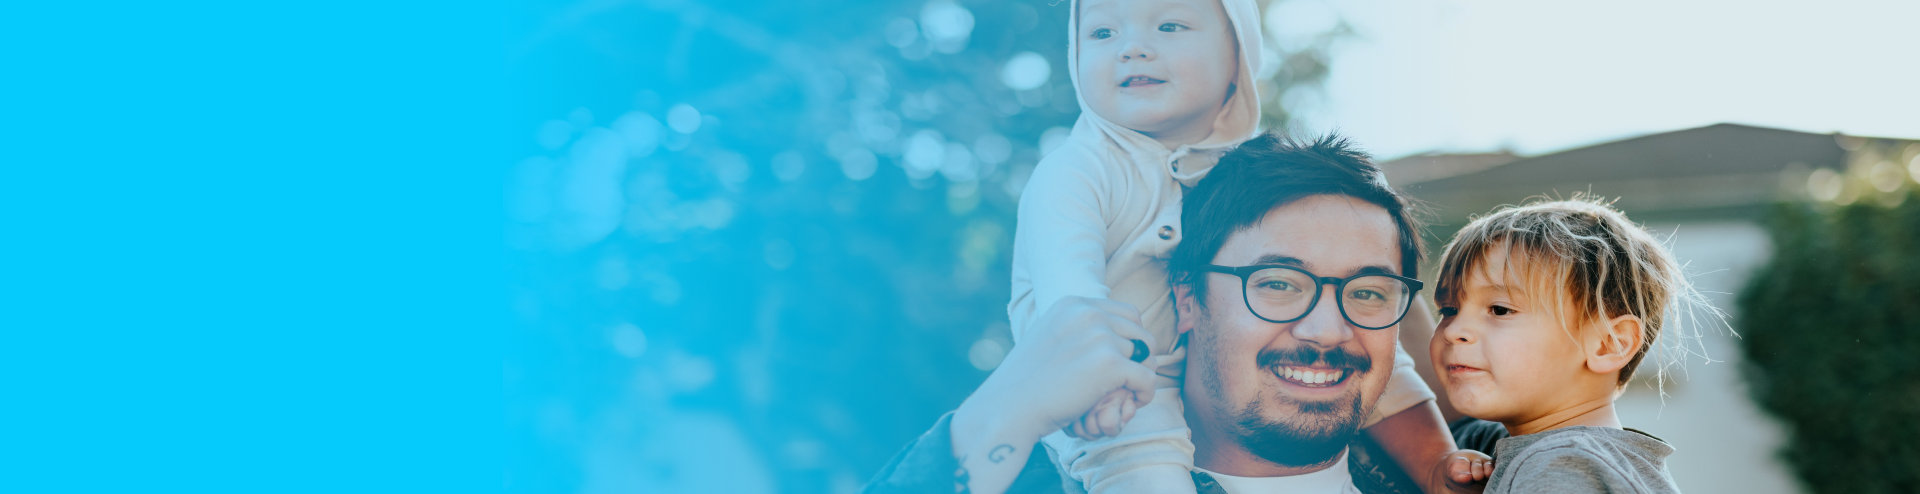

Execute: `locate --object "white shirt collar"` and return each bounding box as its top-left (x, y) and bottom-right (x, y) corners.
top-left (1195, 450), bottom-right (1361, 494)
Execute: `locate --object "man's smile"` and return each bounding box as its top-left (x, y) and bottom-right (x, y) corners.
top-left (1273, 365), bottom-right (1353, 387)
top-left (1267, 363), bottom-right (1365, 401)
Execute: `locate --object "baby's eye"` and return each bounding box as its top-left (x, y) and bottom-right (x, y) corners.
top-left (1090, 27), bottom-right (1114, 40)
top-left (1158, 23), bottom-right (1187, 32)
top-left (1436, 307), bottom-right (1458, 317)
top-left (1490, 305), bottom-right (1517, 316)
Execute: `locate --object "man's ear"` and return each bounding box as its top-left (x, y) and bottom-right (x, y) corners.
top-left (1173, 283), bottom-right (1199, 335)
top-left (1586, 314), bottom-right (1643, 375)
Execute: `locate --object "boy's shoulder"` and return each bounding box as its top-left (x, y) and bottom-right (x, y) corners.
top-left (1491, 427), bottom-right (1679, 493)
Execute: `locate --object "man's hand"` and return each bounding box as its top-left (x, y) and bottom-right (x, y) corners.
top-left (965, 296), bottom-right (1158, 440)
top-left (950, 296), bottom-right (1159, 494)
top-left (1435, 449), bottom-right (1492, 493)
top-left (1062, 389), bottom-right (1139, 440)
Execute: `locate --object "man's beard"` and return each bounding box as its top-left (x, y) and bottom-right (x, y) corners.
top-left (1231, 345), bottom-right (1374, 467)
top-left (1232, 386), bottom-right (1364, 467)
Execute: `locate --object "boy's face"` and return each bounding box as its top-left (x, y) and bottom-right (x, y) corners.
top-left (1179, 195), bottom-right (1401, 470)
top-left (1076, 0), bottom-right (1239, 144)
top-left (1430, 247), bottom-right (1599, 426)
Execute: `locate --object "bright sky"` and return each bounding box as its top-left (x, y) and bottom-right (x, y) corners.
top-left (1293, 0), bottom-right (1920, 159)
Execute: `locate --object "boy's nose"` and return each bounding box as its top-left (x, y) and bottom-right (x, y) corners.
top-left (1437, 317), bottom-right (1473, 344)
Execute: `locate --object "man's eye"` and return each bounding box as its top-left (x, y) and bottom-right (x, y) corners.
top-left (1158, 23), bottom-right (1186, 32)
top-left (1259, 281), bottom-right (1295, 291)
top-left (1490, 305), bottom-right (1516, 316)
top-left (1437, 307), bottom-right (1458, 317)
top-left (1091, 28), bottom-right (1114, 39)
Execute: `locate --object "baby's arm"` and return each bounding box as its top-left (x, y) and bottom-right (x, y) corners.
top-left (1008, 150), bottom-right (1146, 445)
top-left (1012, 151), bottom-right (1195, 494)
top-left (1009, 150), bottom-right (1118, 342)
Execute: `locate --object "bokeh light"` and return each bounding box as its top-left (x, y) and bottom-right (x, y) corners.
top-left (1000, 51), bottom-right (1051, 91)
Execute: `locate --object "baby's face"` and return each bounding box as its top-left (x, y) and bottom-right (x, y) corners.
top-left (1076, 0), bottom-right (1239, 145)
top-left (1430, 249), bottom-right (1595, 425)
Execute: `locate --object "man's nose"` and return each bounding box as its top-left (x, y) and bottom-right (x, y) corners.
top-left (1291, 287), bottom-right (1354, 347)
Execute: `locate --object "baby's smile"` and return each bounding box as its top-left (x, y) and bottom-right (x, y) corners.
top-left (1118, 75), bottom-right (1166, 88)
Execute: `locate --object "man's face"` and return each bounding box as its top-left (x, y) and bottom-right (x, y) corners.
top-left (1075, 0), bottom-right (1239, 143)
top-left (1180, 194), bottom-right (1403, 472)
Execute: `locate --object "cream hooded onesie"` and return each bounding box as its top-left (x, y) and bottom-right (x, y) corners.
top-left (1007, 0), bottom-right (1434, 490)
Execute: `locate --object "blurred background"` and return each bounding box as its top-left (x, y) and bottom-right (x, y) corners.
top-left (502, 0), bottom-right (1920, 492)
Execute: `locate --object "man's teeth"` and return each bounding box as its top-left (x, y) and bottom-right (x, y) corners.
top-left (1278, 367), bottom-right (1349, 385)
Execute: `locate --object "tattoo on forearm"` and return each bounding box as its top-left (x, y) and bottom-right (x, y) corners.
top-left (954, 454), bottom-right (970, 493)
top-left (988, 444), bottom-right (1014, 463)
top-left (953, 444), bottom-right (1017, 493)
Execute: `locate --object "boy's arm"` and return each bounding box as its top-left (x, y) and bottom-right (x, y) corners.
top-left (1009, 150), bottom-right (1118, 341)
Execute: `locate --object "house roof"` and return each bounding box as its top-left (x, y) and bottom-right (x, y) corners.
top-left (1379, 151), bottom-right (1520, 186)
top-left (1393, 123), bottom-right (1915, 220)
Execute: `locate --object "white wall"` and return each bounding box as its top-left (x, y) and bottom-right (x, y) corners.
top-left (1613, 220), bottom-right (1804, 493)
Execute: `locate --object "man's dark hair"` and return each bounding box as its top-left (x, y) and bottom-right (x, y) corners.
top-left (1170, 132), bottom-right (1425, 303)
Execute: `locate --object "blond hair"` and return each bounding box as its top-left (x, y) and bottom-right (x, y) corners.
top-left (1434, 195), bottom-right (1719, 389)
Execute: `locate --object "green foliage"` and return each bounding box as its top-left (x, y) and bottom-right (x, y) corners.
top-left (1738, 192), bottom-right (1920, 493)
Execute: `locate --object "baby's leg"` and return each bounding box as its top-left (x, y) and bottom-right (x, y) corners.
top-left (1042, 385), bottom-right (1197, 494)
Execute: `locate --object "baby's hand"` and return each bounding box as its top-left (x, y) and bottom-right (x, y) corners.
top-left (1440, 449), bottom-right (1493, 491)
top-left (1063, 389), bottom-right (1138, 440)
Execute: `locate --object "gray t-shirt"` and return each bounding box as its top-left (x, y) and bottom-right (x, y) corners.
top-left (1484, 426), bottom-right (1681, 493)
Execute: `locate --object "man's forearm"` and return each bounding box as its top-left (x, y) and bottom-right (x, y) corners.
top-left (1364, 400), bottom-right (1459, 494)
top-left (951, 395), bottom-right (1044, 494)
top-left (1398, 297), bottom-right (1461, 423)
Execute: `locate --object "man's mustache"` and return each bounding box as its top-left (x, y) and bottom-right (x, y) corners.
top-left (1256, 345), bottom-right (1372, 373)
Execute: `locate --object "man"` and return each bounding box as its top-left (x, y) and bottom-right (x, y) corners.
top-left (864, 133), bottom-right (1460, 493)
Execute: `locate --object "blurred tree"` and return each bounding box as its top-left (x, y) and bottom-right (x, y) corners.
top-left (1738, 141), bottom-right (1920, 494)
top-left (504, 1), bottom-right (1351, 492)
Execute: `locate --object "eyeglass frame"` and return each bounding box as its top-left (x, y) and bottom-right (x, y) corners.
top-left (1197, 264), bottom-right (1425, 330)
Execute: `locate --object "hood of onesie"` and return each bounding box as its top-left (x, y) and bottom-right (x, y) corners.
top-left (1064, 0), bottom-right (1264, 179)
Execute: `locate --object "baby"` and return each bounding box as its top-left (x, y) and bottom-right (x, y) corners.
top-left (1009, 0), bottom-right (1457, 492)
top-left (1430, 197), bottom-right (1703, 492)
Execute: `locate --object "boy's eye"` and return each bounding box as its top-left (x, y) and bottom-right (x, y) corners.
top-left (1091, 27), bottom-right (1114, 40)
top-left (1490, 305), bottom-right (1516, 316)
top-left (1436, 307), bottom-right (1458, 317)
top-left (1158, 22), bottom-right (1186, 32)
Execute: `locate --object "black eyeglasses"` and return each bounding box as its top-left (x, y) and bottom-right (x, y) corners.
top-left (1200, 264), bottom-right (1424, 330)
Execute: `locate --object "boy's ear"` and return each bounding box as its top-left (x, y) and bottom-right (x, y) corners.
top-left (1173, 283), bottom-right (1199, 335)
top-left (1585, 314), bottom-right (1643, 375)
